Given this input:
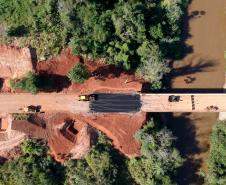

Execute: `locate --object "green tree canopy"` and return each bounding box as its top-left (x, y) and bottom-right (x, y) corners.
top-left (65, 134), bottom-right (118, 185)
top-left (0, 0), bottom-right (189, 85)
top-left (67, 63), bottom-right (90, 83)
top-left (128, 119), bottom-right (184, 185)
top-left (0, 139), bottom-right (65, 185)
top-left (206, 121), bottom-right (226, 185)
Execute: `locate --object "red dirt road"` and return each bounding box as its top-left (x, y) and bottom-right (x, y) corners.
top-left (0, 93), bottom-right (89, 117)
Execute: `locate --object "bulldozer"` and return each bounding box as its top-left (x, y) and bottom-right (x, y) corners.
top-left (78, 94), bottom-right (97, 101)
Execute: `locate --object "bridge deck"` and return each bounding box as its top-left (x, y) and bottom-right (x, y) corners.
top-left (141, 93), bottom-right (226, 112)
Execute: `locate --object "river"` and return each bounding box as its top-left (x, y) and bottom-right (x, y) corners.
top-left (166, 0), bottom-right (226, 184)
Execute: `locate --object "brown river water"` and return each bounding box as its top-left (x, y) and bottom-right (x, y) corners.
top-left (166, 0), bottom-right (226, 184)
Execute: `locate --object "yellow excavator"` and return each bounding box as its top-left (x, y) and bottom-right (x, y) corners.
top-left (78, 94), bottom-right (97, 101)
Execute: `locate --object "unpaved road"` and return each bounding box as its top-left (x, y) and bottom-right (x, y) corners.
top-left (168, 0), bottom-right (226, 185)
top-left (0, 93), bottom-right (89, 116)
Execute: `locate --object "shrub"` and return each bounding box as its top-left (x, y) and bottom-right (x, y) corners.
top-left (12, 113), bottom-right (31, 121)
top-left (10, 72), bottom-right (39, 94)
top-left (67, 63), bottom-right (90, 83)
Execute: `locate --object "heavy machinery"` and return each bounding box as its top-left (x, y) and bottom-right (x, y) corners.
top-left (78, 94), bottom-right (97, 101)
top-left (19, 105), bottom-right (41, 113)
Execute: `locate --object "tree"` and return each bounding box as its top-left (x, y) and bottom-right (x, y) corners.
top-left (136, 42), bottom-right (170, 87)
top-left (10, 72), bottom-right (39, 94)
top-left (65, 134), bottom-right (118, 185)
top-left (0, 139), bottom-right (65, 185)
top-left (128, 119), bottom-right (184, 185)
top-left (206, 121), bottom-right (226, 185)
top-left (67, 63), bottom-right (90, 83)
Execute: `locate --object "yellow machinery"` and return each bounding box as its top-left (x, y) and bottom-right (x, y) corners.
top-left (78, 94), bottom-right (97, 101)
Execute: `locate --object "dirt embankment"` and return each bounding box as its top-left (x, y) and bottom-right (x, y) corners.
top-left (76, 112), bottom-right (147, 158)
top-left (0, 45), bottom-right (34, 79)
top-left (36, 48), bottom-right (142, 94)
top-left (167, 0), bottom-right (226, 184)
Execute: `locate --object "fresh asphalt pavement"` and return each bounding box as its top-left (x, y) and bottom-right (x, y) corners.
top-left (89, 93), bottom-right (141, 113)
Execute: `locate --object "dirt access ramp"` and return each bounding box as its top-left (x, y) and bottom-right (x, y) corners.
top-left (0, 45), bottom-right (34, 79)
top-left (76, 112), bottom-right (147, 158)
top-left (168, 0), bottom-right (226, 184)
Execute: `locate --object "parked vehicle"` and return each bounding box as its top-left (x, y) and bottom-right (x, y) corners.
top-left (19, 105), bottom-right (41, 113)
top-left (168, 95), bottom-right (181, 102)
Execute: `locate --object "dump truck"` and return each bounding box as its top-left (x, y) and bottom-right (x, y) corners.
top-left (78, 94), bottom-right (97, 101)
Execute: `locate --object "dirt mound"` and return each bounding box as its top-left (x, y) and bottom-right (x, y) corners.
top-left (75, 112), bottom-right (147, 158)
top-left (37, 48), bottom-right (80, 76)
top-left (0, 45), bottom-right (34, 79)
top-left (36, 48), bottom-right (142, 93)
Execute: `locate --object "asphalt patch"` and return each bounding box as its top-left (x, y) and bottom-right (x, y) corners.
top-left (90, 93), bottom-right (141, 113)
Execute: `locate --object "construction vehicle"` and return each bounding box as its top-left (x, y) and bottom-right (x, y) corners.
top-left (78, 94), bottom-right (97, 101)
top-left (168, 95), bottom-right (181, 102)
top-left (19, 105), bottom-right (41, 113)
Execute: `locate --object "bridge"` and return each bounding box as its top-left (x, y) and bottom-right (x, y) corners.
top-left (0, 93), bottom-right (226, 115)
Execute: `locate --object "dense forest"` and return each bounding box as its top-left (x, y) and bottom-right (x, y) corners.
top-left (0, 0), bottom-right (189, 87)
top-left (0, 119), bottom-right (183, 185)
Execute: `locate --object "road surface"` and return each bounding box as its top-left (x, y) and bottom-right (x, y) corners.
top-left (0, 93), bottom-right (89, 117)
top-left (1, 93), bottom-right (226, 115)
top-left (89, 93), bottom-right (141, 113)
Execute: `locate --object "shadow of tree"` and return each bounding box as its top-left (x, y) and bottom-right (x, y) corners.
top-left (163, 113), bottom-right (204, 185)
top-left (37, 71), bottom-right (71, 92)
top-left (91, 64), bottom-right (134, 81)
top-left (189, 10), bottom-right (206, 20)
top-left (163, 57), bottom-right (216, 88)
top-left (0, 78), bottom-right (3, 90)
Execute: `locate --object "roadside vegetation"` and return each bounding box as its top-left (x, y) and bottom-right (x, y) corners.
top-left (0, 0), bottom-right (189, 86)
top-left (0, 119), bottom-right (183, 185)
top-left (67, 63), bottom-right (90, 83)
top-left (10, 72), bottom-right (39, 94)
top-left (12, 113), bottom-right (31, 121)
top-left (205, 121), bottom-right (226, 185)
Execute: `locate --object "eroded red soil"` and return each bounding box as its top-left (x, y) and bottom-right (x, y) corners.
top-left (0, 47), bottom-right (146, 162)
